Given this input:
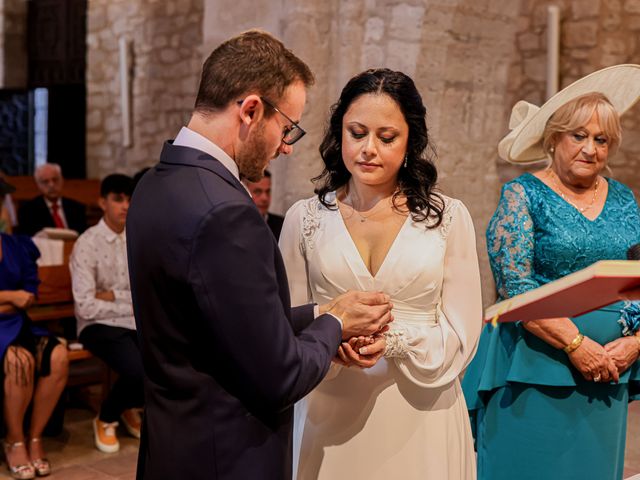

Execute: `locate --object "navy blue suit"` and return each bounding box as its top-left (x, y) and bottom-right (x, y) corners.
top-left (127, 142), bottom-right (341, 480)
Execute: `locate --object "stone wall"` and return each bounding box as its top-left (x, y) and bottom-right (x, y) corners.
top-left (86, 0), bottom-right (203, 178)
top-left (0, 0), bottom-right (27, 89)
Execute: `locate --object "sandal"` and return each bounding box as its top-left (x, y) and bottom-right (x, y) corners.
top-left (28, 439), bottom-right (51, 477)
top-left (3, 441), bottom-right (35, 479)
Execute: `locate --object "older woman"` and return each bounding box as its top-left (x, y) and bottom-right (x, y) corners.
top-left (462, 65), bottom-right (640, 480)
top-left (281, 69), bottom-right (482, 479)
top-left (1, 233), bottom-right (69, 479)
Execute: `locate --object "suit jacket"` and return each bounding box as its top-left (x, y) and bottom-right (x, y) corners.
top-left (266, 213), bottom-right (285, 241)
top-left (127, 142), bottom-right (341, 480)
top-left (17, 195), bottom-right (87, 236)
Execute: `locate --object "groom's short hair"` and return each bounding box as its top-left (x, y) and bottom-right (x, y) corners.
top-left (194, 29), bottom-right (314, 115)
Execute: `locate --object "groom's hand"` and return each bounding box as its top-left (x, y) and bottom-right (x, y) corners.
top-left (319, 290), bottom-right (393, 339)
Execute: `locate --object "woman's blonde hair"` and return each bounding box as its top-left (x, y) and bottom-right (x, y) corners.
top-left (542, 92), bottom-right (622, 158)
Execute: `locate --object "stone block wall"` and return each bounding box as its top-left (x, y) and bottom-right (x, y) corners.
top-left (86, 0), bottom-right (203, 177)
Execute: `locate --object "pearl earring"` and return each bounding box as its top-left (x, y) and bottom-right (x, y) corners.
top-left (549, 146), bottom-right (555, 153)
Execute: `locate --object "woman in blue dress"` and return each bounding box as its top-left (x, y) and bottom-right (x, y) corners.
top-left (462, 65), bottom-right (640, 480)
top-left (1, 233), bottom-right (68, 479)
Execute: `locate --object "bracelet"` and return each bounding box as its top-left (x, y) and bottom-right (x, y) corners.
top-left (563, 333), bottom-right (584, 354)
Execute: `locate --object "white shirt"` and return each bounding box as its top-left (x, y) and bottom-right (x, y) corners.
top-left (70, 218), bottom-right (135, 335)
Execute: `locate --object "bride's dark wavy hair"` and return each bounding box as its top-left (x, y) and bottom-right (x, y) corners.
top-left (313, 68), bottom-right (443, 227)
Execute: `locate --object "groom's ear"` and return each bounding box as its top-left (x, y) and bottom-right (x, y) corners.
top-left (238, 95), bottom-right (263, 125)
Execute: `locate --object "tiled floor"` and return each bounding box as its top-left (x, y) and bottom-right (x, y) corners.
top-left (0, 407), bottom-right (139, 480)
top-left (0, 399), bottom-right (638, 479)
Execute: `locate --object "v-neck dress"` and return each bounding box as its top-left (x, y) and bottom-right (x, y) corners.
top-left (280, 192), bottom-right (482, 480)
top-left (461, 173), bottom-right (640, 480)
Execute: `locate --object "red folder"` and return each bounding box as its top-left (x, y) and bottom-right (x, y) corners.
top-left (484, 260), bottom-right (640, 323)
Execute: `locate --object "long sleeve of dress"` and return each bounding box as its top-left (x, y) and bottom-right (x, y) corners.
top-left (486, 181), bottom-right (540, 299)
top-left (387, 200), bottom-right (483, 388)
top-left (280, 200), bottom-right (313, 308)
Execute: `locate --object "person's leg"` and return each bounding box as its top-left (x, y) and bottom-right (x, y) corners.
top-left (79, 325), bottom-right (144, 451)
top-left (80, 325), bottom-right (144, 421)
top-left (28, 343), bottom-right (68, 466)
top-left (3, 346), bottom-right (35, 475)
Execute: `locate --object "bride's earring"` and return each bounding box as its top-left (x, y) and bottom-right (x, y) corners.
top-left (403, 155), bottom-right (408, 168)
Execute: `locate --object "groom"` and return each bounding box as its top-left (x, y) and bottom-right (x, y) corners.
top-left (127, 30), bottom-right (393, 480)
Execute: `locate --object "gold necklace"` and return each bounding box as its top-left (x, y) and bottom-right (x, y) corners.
top-left (344, 190), bottom-right (391, 223)
top-left (550, 173), bottom-right (600, 213)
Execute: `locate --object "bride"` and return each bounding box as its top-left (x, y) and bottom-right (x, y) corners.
top-left (279, 68), bottom-right (482, 479)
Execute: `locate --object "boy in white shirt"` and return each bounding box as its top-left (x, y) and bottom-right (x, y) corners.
top-left (70, 174), bottom-right (143, 453)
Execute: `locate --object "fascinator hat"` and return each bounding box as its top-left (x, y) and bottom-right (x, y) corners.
top-left (498, 64), bottom-right (640, 164)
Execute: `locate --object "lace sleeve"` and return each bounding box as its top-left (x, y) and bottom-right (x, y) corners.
top-left (486, 181), bottom-right (540, 300)
top-left (279, 199), bottom-right (313, 307)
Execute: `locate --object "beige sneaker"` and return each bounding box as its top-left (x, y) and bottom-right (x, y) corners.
top-left (93, 417), bottom-right (120, 453)
top-left (120, 408), bottom-right (142, 439)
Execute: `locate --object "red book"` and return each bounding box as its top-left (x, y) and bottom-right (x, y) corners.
top-left (484, 260), bottom-right (640, 323)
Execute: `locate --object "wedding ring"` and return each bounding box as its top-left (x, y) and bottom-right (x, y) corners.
top-left (593, 374), bottom-right (601, 382)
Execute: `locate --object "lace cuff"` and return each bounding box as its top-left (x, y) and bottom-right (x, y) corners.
top-left (384, 330), bottom-right (409, 358)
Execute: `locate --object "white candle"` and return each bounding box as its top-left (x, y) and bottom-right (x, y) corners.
top-left (546, 5), bottom-right (560, 99)
top-left (119, 36), bottom-right (132, 147)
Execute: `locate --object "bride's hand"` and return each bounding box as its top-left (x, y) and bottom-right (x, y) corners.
top-left (336, 335), bottom-right (386, 368)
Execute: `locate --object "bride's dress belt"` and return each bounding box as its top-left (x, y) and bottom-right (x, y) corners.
top-left (392, 307), bottom-right (439, 326)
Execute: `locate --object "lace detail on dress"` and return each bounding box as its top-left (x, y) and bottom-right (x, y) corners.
top-left (487, 174), bottom-right (640, 301)
top-left (486, 181), bottom-right (537, 300)
top-left (301, 198), bottom-right (323, 253)
top-left (384, 330), bottom-right (409, 358)
top-left (438, 198), bottom-right (458, 239)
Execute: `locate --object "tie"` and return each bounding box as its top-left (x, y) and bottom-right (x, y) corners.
top-left (51, 202), bottom-right (65, 228)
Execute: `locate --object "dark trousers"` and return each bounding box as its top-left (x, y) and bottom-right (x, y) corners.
top-left (79, 324), bottom-right (145, 423)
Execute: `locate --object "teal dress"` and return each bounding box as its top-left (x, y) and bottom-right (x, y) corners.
top-left (462, 173), bottom-right (640, 480)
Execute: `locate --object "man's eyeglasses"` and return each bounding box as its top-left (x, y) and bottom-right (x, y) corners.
top-left (237, 97), bottom-right (306, 146)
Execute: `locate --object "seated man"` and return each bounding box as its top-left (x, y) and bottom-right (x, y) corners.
top-left (18, 163), bottom-right (87, 236)
top-left (70, 174), bottom-right (143, 453)
top-left (243, 170), bottom-right (284, 240)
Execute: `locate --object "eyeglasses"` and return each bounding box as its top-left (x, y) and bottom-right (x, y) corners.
top-left (236, 97), bottom-right (306, 146)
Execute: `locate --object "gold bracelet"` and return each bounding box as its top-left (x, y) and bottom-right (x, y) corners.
top-left (563, 333), bottom-right (584, 354)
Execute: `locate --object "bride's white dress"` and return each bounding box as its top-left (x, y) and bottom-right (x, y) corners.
top-left (280, 192), bottom-right (482, 480)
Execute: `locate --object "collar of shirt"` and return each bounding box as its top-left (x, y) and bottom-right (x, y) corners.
top-left (173, 127), bottom-right (242, 182)
top-left (97, 217), bottom-right (126, 244)
top-left (44, 197), bottom-right (60, 210)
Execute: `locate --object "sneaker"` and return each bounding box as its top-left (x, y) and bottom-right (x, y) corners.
top-left (93, 417), bottom-right (120, 453)
top-left (120, 408), bottom-right (142, 439)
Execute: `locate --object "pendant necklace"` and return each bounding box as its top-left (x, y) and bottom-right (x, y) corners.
top-left (551, 174), bottom-right (599, 213)
top-left (345, 190), bottom-right (390, 223)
